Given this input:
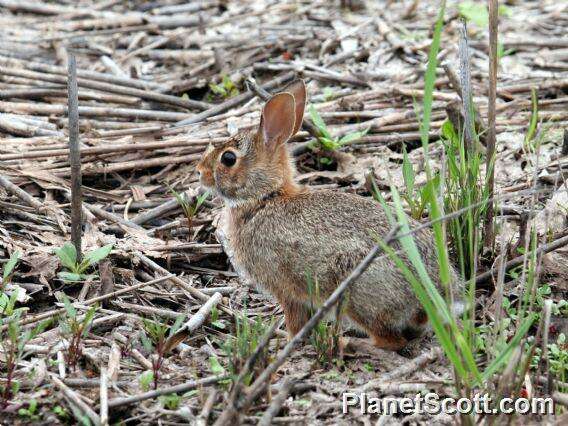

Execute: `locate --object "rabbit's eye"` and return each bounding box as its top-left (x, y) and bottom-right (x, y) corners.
top-left (220, 151), bottom-right (237, 167)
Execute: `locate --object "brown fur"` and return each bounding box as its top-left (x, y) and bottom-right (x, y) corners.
top-left (196, 80), bottom-right (461, 351)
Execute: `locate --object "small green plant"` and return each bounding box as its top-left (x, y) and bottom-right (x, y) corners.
top-left (1, 250), bottom-right (21, 312)
top-left (307, 275), bottom-right (342, 367)
top-left (55, 243), bottom-right (113, 282)
top-left (171, 188), bottom-right (209, 237)
top-left (0, 292), bottom-right (51, 406)
top-left (209, 75), bottom-right (239, 99)
top-left (497, 42), bottom-right (515, 58)
top-left (221, 311), bottom-right (272, 385)
top-left (159, 393), bottom-right (181, 410)
top-left (210, 305), bottom-right (226, 329)
top-left (549, 333), bottom-right (568, 383)
top-left (2, 250), bottom-right (20, 288)
top-left (322, 369), bottom-right (341, 381)
top-left (52, 405), bottom-right (69, 420)
top-left (18, 399), bottom-right (40, 421)
top-left (140, 315), bottom-right (186, 389)
top-left (209, 356), bottom-right (225, 375)
top-left (307, 105), bottom-right (368, 154)
top-left (322, 87), bottom-right (336, 101)
top-left (58, 294), bottom-right (97, 371)
top-left (458, 2), bottom-right (510, 27)
top-left (138, 370), bottom-right (154, 392)
top-left (400, 146), bottom-right (440, 220)
top-left (530, 333), bottom-right (568, 387)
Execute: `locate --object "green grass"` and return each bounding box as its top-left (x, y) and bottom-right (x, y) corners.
top-left (140, 315), bottom-right (186, 389)
top-left (401, 146), bottom-right (437, 220)
top-left (220, 310), bottom-right (273, 386)
top-left (458, 1), bottom-right (510, 27)
top-left (58, 294), bottom-right (97, 371)
top-left (307, 275), bottom-right (343, 367)
top-left (440, 119), bottom-right (490, 280)
top-left (2, 250), bottom-right (20, 288)
top-left (307, 105), bottom-right (368, 163)
top-left (1, 253), bottom-right (52, 406)
top-left (369, 0), bottom-right (560, 421)
top-left (0, 290), bottom-right (51, 406)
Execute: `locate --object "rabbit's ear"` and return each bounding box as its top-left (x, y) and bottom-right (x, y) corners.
top-left (283, 79), bottom-right (307, 135)
top-left (259, 92), bottom-right (296, 149)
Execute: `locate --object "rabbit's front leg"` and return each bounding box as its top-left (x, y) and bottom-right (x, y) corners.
top-left (280, 298), bottom-right (311, 337)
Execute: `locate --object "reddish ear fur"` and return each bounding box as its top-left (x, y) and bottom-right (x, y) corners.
top-left (260, 92), bottom-right (296, 149)
top-left (282, 80), bottom-right (307, 135)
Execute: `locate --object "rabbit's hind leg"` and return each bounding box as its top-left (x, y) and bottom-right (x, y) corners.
top-left (369, 330), bottom-right (408, 351)
top-left (348, 309), bottom-right (408, 351)
top-left (371, 309), bottom-right (429, 352)
top-left (280, 298), bottom-right (311, 337)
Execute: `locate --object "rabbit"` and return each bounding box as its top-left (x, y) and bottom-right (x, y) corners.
top-left (196, 79), bottom-right (462, 351)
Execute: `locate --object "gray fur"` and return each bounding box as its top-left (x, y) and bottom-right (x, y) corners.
top-left (226, 190), bottom-right (461, 343)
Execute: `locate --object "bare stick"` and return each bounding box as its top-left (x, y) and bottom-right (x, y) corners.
top-left (57, 351), bottom-right (66, 379)
top-left (0, 174), bottom-right (44, 210)
top-left (107, 374), bottom-right (228, 408)
top-left (0, 65), bottom-right (209, 111)
top-left (1, 274), bottom-right (174, 330)
top-left (51, 375), bottom-right (101, 426)
top-left (442, 62), bottom-right (486, 144)
top-left (179, 292), bottom-right (222, 333)
top-left (82, 201), bottom-right (145, 231)
top-left (360, 347), bottom-right (442, 392)
top-left (196, 389), bottom-right (218, 426)
top-left (258, 378), bottom-right (294, 426)
top-left (174, 71), bottom-right (295, 127)
top-left (129, 192), bottom-right (193, 225)
top-left (172, 292), bottom-right (223, 350)
top-left (67, 53), bottom-right (82, 262)
top-left (484, 0), bottom-right (499, 248)
top-left (245, 77), bottom-right (271, 100)
top-left (553, 392), bottom-right (568, 407)
top-left (99, 368), bottom-right (109, 426)
top-left (135, 253), bottom-right (288, 341)
top-left (476, 231), bottom-right (568, 284)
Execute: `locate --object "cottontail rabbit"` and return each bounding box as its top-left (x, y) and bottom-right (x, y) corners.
top-left (197, 80), bottom-right (461, 351)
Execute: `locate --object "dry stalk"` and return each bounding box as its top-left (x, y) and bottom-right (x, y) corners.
top-left (67, 53), bottom-right (82, 262)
